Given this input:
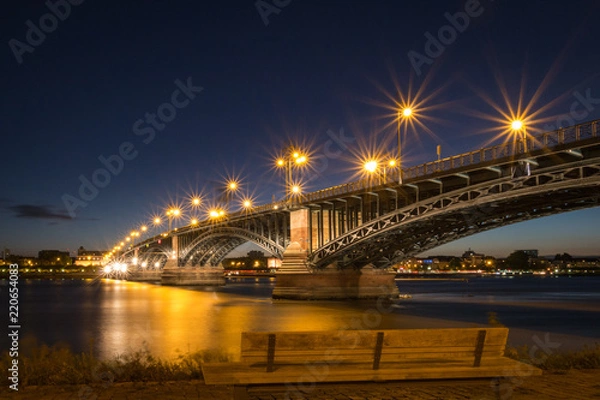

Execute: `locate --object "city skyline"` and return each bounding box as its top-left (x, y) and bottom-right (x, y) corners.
top-left (2, 1), bottom-right (599, 257)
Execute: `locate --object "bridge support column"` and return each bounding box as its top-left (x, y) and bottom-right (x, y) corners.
top-left (273, 209), bottom-right (399, 300)
top-left (274, 264), bottom-right (398, 300)
top-left (162, 234), bottom-right (179, 271)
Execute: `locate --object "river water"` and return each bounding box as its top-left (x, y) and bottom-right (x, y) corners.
top-left (2, 275), bottom-right (599, 360)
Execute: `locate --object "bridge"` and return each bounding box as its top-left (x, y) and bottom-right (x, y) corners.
top-left (114, 119), bottom-right (600, 299)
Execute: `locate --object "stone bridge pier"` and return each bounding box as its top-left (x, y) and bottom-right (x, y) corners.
top-left (273, 209), bottom-right (399, 300)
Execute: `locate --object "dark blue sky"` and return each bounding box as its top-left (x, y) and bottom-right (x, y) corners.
top-left (2, 0), bottom-right (599, 257)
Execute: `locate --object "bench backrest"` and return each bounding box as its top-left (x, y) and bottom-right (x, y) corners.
top-left (241, 328), bottom-right (508, 369)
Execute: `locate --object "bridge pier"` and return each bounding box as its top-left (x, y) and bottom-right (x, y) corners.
top-left (128, 269), bottom-right (163, 282)
top-left (273, 208), bottom-right (399, 300)
top-left (161, 265), bottom-right (226, 286)
top-left (273, 260), bottom-right (399, 300)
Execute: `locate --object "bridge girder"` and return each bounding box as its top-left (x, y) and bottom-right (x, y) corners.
top-left (307, 161), bottom-right (600, 269)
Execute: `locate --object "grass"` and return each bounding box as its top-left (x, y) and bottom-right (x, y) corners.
top-left (505, 344), bottom-right (600, 371)
top-left (487, 311), bottom-right (600, 371)
top-left (1, 335), bottom-right (231, 387)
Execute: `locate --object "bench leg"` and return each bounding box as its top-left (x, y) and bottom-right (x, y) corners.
top-left (233, 385), bottom-right (250, 400)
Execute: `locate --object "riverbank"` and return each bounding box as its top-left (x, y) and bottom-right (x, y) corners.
top-left (3, 369), bottom-right (600, 399)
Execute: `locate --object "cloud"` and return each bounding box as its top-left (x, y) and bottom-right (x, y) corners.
top-left (9, 204), bottom-right (73, 220)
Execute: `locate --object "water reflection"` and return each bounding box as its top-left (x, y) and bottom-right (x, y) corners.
top-left (94, 279), bottom-right (406, 360)
top-left (11, 277), bottom-right (600, 360)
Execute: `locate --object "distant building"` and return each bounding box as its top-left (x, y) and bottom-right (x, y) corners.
top-left (462, 249), bottom-right (485, 268)
top-left (74, 246), bottom-right (105, 267)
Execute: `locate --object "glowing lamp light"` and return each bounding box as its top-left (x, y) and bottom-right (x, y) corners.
top-left (402, 107), bottom-right (413, 117)
top-left (191, 218), bottom-right (199, 225)
top-left (228, 181), bottom-right (238, 191)
top-left (388, 159), bottom-right (397, 167)
top-left (276, 158), bottom-right (285, 167)
top-left (291, 185), bottom-right (301, 194)
top-left (153, 217), bottom-right (161, 225)
top-left (295, 155), bottom-right (307, 164)
top-left (364, 160), bottom-right (378, 173)
top-left (243, 200), bottom-right (252, 208)
top-left (511, 120), bottom-right (524, 131)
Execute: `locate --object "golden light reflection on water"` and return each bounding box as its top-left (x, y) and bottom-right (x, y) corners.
top-left (94, 280), bottom-right (411, 361)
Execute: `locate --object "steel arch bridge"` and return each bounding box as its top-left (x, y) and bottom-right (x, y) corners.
top-left (122, 119), bottom-right (600, 275)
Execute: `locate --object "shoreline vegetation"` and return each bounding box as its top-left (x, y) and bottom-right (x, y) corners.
top-left (3, 335), bottom-right (599, 387)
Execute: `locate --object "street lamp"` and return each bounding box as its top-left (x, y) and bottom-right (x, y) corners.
top-left (191, 197), bottom-right (202, 207)
top-left (166, 208), bottom-right (181, 231)
top-left (511, 119), bottom-right (527, 152)
top-left (275, 147), bottom-right (309, 201)
top-left (397, 107), bottom-right (413, 183)
top-left (290, 184), bottom-right (302, 198)
top-left (364, 160), bottom-right (378, 173)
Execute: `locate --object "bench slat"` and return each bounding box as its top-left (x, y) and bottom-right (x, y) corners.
top-left (241, 328), bottom-right (508, 357)
top-left (242, 346), bottom-right (506, 364)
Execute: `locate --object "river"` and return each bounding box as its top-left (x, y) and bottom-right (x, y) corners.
top-left (2, 275), bottom-right (599, 360)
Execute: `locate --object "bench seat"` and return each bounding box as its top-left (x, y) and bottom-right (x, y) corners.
top-left (201, 328), bottom-right (541, 399)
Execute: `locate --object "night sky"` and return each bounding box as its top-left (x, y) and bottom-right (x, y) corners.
top-left (2, 1), bottom-right (599, 258)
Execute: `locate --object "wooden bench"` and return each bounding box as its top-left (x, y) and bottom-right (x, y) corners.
top-left (202, 328), bottom-right (542, 399)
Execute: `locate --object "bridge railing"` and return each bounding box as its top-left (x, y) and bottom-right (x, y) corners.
top-left (300, 119), bottom-right (598, 203)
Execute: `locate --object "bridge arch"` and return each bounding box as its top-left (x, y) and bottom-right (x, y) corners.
top-left (308, 162), bottom-right (600, 269)
top-left (180, 226), bottom-right (285, 267)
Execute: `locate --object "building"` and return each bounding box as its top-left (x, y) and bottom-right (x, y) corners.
top-left (462, 249), bottom-right (485, 269)
top-left (74, 246), bottom-right (106, 267)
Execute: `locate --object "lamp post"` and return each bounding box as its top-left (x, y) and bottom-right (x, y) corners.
top-left (511, 119), bottom-right (527, 153)
top-left (275, 147), bottom-right (308, 201)
top-left (510, 119), bottom-right (531, 176)
top-left (166, 208), bottom-right (181, 231)
top-left (397, 107), bottom-right (412, 183)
